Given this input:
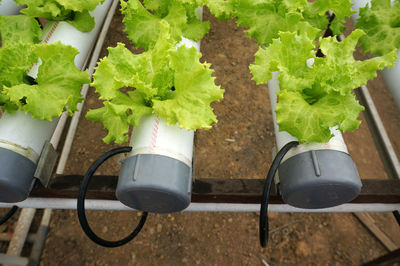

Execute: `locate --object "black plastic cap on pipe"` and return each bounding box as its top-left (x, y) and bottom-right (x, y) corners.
top-left (116, 154), bottom-right (192, 213)
top-left (278, 149), bottom-right (362, 209)
top-left (0, 147), bottom-right (36, 203)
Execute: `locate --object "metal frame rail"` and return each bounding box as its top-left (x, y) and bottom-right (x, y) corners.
top-left (0, 176), bottom-right (397, 212)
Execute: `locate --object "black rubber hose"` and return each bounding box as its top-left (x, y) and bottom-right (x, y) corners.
top-left (77, 146), bottom-right (148, 248)
top-left (393, 210), bottom-right (400, 227)
top-left (0, 206), bottom-right (18, 226)
top-left (259, 141), bottom-right (299, 247)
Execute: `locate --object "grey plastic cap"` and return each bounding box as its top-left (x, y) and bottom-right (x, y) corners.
top-left (278, 150), bottom-right (362, 209)
top-left (0, 147), bottom-right (36, 203)
top-left (116, 154), bottom-right (192, 213)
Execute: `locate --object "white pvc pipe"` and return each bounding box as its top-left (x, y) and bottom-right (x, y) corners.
top-left (127, 11), bottom-right (202, 167)
top-left (56, 0), bottom-right (120, 174)
top-left (268, 72), bottom-right (349, 162)
top-left (0, 0), bottom-right (22, 15)
top-left (0, 113), bottom-right (58, 162)
top-left (0, 0), bottom-right (113, 163)
top-left (0, 198), bottom-right (398, 213)
top-left (6, 208), bottom-right (36, 257)
top-left (29, 0), bottom-right (113, 77)
top-left (381, 50), bottom-right (400, 111)
top-left (129, 114), bottom-right (195, 167)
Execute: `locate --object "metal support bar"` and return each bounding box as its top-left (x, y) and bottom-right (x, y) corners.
top-left (0, 234), bottom-right (36, 243)
top-left (0, 199), bottom-right (398, 213)
top-left (363, 248), bottom-right (400, 266)
top-left (28, 175), bottom-right (400, 204)
top-left (0, 254), bottom-right (29, 266)
top-left (28, 209), bottom-right (52, 266)
top-left (6, 208), bottom-right (36, 257)
top-left (55, 0), bottom-right (120, 175)
top-left (356, 85), bottom-right (400, 180)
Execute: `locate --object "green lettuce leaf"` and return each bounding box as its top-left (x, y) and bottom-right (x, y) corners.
top-left (0, 15), bottom-right (41, 109)
top-left (152, 45), bottom-right (223, 130)
top-left (232, 0), bottom-right (318, 46)
top-left (86, 92), bottom-right (153, 144)
top-left (56, 0), bottom-right (105, 12)
top-left (250, 29), bottom-right (397, 143)
top-left (356, 0), bottom-right (400, 56)
top-left (276, 90), bottom-right (364, 143)
top-left (204, 0), bottom-right (234, 21)
top-left (0, 15), bottom-right (42, 45)
top-left (4, 42), bottom-right (90, 120)
top-left (304, 0), bottom-right (355, 35)
top-left (121, 0), bottom-right (209, 50)
top-left (15, 0), bottom-right (103, 32)
top-left (0, 43), bottom-right (38, 88)
top-left (66, 10), bottom-right (96, 32)
top-left (88, 21), bottom-right (223, 144)
top-left (250, 31), bottom-right (316, 88)
top-left (205, 0), bottom-right (354, 46)
top-left (91, 25), bottom-right (175, 101)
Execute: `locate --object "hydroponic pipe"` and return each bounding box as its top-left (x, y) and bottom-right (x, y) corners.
top-left (116, 9), bottom-right (203, 214)
top-left (381, 51), bottom-right (400, 111)
top-left (0, 0), bottom-right (113, 203)
top-left (351, 0), bottom-right (400, 111)
top-left (0, 0), bottom-right (22, 15)
top-left (268, 72), bottom-right (362, 209)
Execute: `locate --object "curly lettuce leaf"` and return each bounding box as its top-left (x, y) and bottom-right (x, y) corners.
top-left (15, 0), bottom-right (103, 32)
top-left (15, 0), bottom-right (70, 20)
top-left (152, 45), bottom-right (223, 130)
top-left (204, 0), bottom-right (234, 21)
top-left (250, 29), bottom-right (396, 143)
top-left (276, 90), bottom-right (364, 143)
top-left (316, 29), bottom-right (397, 95)
top-left (0, 15), bottom-right (42, 45)
top-left (91, 24), bottom-right (175, 101)
top-left (56, 0), bottom-right (105, 12)
top-left (231, 0), bottom-right (319, 46)
top-left (0, 43), bottom-right (38, 88)
top-left (88, 21), bottom-right (223, 144)
top-left (250, 31), bottom-right (316, 88)
top-left (356, 0), bottom-right (400, 56)
top-left (304, 0), bottom-right (355, 35)
top-left (121, 0), bottom-right (209, 50)
top-left (0, 15), bottom-right (41, 110)
top-left (4, 42), bottom-right (89, 120)
top-left (205, 0), bottom-right (353, 46)
top-left (86, 92), bottom-right (152, 144)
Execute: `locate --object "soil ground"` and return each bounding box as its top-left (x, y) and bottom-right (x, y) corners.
top-left (1, 5), bottom-right (400, 266)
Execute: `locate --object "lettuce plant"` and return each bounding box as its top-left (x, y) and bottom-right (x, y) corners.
top-left (15, 0), bottom-right (105, 32)
top-left (205, 0), bottom-right (355, 46)
top-left (87, 21), bottom-right (223, 144)
top-left (121, 0), bottom-right (210, 50)
top-left (0, 15), bottom-right (90, 120)
top-left (250, 29), bottom-right (397, 142)
top-left (356, 0), bottom-right (400, 56)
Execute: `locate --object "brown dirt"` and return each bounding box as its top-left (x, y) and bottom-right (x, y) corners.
top-left (2, 6), bottom-right (399, 265)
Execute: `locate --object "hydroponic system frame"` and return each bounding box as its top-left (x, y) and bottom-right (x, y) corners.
top-left (0, 0), bottom-right (399, 262)
top-left (0, 0), bottom-right (398, 211)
